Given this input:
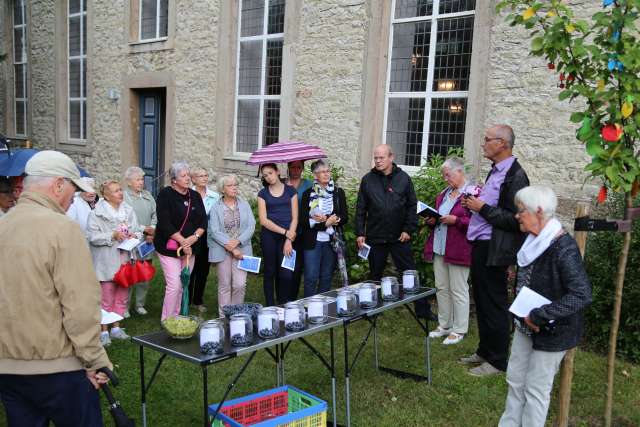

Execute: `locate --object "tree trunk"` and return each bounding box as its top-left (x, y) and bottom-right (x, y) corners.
top-left (604, 193), bottom-right (633, 427)
top-left (557, 203), bottom-right (589, 427)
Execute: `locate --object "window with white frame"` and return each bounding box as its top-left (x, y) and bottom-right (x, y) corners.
top-left (140, 0), bottom-right (168, 41)
top-left (68, 0), bottom-right (87, 141)
top-left (234, 0), bottom-right (285, 154)
top-left (383, 0), bottom-right (475, 167)
top-left (13, 0), bottom-right (28, 137)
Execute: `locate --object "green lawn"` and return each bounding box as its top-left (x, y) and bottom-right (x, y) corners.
top-left (2, 269), bottom-right (639, 427)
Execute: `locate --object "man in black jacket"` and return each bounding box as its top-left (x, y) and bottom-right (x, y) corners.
top-left (461, 125), bottom-right (530, 377)
top-left (355, 145), bottom-right (420, 281)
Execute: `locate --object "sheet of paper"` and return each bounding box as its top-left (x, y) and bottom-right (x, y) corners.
top-left (238, 256), bottom-right (261, 273)
top-left (359, 288), bottom-right (372, 303)
top-left (137, 242), bottom-right (155, 258)
top-left (382, 280), bottom-right (392, 296)
top-left (281, 250), bottom-right (296, 271)
top-left (337, 295), bottom-right (348, 311)
top-left (402, 275), bottom-right (415, 289)
top-left (276, 307), bottom-right (285, 322)
top-left (417, 201), bottom-right (441, 219)
top-left (230, 319), bottom-right (245, 336)
top-left (357, 243), bottom-right (371, 260)
top-left (285, 308), bottom-right (300, 324)
top-left (509, 286), bottom-right (552, 318)
top-left (258, 313), bottom-right (276, 330)
top-left (308, 302), bottom-right (324, 318)
top-left (200, 327), bottom-right (220, 345)
top-left (117, 238), bottom-right (141, 251)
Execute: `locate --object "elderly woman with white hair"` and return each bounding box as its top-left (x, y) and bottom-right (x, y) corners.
top-left (123, 166), bottom-right (157, 316)
top-left (423, 157), bottom-right (473, 345)
top-left (66, 177), bottom-right (98, 235)
top-left (499, 185), bottom-right (592, 427)
top-left (154, 161), bottom-right (207, 321)
top-left (208, 174), bottom-right (255, 317)
top-left (188, 166), bottom-right (220, 313)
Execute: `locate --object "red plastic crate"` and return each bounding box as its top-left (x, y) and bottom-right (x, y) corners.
top-left (220, 390), bottom-right (288, 425)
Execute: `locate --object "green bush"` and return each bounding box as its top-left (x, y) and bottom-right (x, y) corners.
top-left (583, 194), bottom-right (640, 363)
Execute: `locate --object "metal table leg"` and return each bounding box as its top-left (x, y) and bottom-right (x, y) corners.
top-left (330, 328), bottom-right (337, 427)
top-left (140, 346), bottom-right (147, 427)
top-left (202, 366), bottom-right (209, 427)
top-left (343, 323), bottom-right (351, 427)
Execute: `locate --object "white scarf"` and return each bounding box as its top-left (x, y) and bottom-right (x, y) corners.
top-left (517, 218), bottom-right (563, 267)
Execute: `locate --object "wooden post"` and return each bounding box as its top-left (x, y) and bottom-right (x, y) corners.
top-left (557, 203), bottom-right (589, 427)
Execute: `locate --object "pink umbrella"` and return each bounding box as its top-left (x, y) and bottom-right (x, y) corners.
top-left (246, 140), bottom-right (327, 165)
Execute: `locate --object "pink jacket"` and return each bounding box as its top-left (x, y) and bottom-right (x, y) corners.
top-left (423, 188), bottom-right (472, 267)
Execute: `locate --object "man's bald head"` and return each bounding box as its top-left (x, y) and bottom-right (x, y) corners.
top-left (488, 125), bottom-right (515, 149)
top-left (373, 144), bottom-right (395, 175)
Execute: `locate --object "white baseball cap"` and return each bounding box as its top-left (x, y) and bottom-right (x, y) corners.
top-left (25, 150), bottom-right (95, 193)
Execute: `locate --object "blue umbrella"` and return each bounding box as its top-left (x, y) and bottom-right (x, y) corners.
top-left (0, 148), bottom-right (91, 177)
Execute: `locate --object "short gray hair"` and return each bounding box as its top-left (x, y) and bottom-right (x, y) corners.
top-left (190, 166), bottom-right (208, 178)
top-left (514, 185), bottom-right (557, 220)
top-left (169, 161), bottom-right (190, 182)
top-left (217, 174), bottom-right (239, 193)
top-left (441, 157), bottom-right (465, 174)
top-left (124, 166), bottom-right (145, 182)
top-left (493, 124), bottom-right (516, 148)
top-left (310, 159), bottom-right (330, 173)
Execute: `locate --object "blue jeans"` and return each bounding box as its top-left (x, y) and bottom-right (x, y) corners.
top-left (303, 241), bottom-right (337, 297)
top-left (0, 370), bottom-right (103, 427)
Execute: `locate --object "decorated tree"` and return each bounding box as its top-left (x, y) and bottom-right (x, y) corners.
top-left (496, 1), bottom-right (639, 425)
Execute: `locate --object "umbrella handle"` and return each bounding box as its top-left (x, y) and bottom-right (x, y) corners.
top-left (97, 367), bottom-right (120, 387)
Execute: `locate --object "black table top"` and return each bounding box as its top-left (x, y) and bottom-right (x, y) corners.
top-left (132, 285), bottom-right (435, 366)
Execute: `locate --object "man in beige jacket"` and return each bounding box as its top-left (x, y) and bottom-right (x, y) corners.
top-left (0, 151), bottom-right (112, 427)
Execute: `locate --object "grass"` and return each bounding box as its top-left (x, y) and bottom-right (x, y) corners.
top-left (2, 268), bottom-right (639, 427)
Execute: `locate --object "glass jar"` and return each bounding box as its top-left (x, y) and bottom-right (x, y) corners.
top-left (381, 276), bottom-right (400, 301)
top-left (358, 283), bottom-right (378, 309)
top-left (199, 319), bottom-right (225, 355)
top-left (257, 307), bottom-right (280, 339)
top-left (229, 313), bottom-right (253, 347)
top-left (336, 288), bottom-right (357, 317)
top-left (402, 270), bottom-right (420, 294)
top-left (307, 297), bottom-right (328, 324)
top-left (284, 302), bottom-right (306, 332)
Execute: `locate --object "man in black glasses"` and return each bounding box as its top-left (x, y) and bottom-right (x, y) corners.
top-left (460, 125), bottom-right (529, 377)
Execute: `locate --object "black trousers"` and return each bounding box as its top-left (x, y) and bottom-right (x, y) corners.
top-left (189, 242), bottom-right (210, 306)
top-left (368, 240), bottom-right (433, 318)
top-left (0, 370), bottom-right (103, 427)
top-left (261, 230), bottom-right (293, 306)
top-left (471, 240), bottom-right (511, 371)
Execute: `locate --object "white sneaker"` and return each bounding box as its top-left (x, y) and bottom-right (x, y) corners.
top-left (442, 332), bottom-right (464, 345)
top-left (110, 328), bottom-right (130, 340)
top-left (135, 306), bottom-right (148, 315)
top-left (123, 310), bottom-right (131, 319)
top-left (429, 327), bottom-right (451, 338)
top-left (100, 332), bottom-right (111, 347)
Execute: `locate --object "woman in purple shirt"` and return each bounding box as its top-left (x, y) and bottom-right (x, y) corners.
top-left (423, 157), bottom-right (472, 345)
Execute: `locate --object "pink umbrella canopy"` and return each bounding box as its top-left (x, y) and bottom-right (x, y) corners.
top-left (246, 140), bottom-right (327, 165)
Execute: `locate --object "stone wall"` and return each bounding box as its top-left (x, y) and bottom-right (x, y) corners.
top-left (289, 0), bottom-right (369, 178)
top-left (0, 0), bottom-right (605, 214)
top-left (483, 2), bottom-right (601, 220)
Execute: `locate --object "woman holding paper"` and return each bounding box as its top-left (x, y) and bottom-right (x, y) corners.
top-left (257, 163), bottom-right (298, 306)
top-left (208, 174), bottom-right (255, 317)
top-left (499, 185), bottom-right (591, 427)
top-left (87, 179), bottom-right (142, 346)
top-left (300, 159), bottom-right (348, 297)
top-left (423, 157), bottom-right (472, 345)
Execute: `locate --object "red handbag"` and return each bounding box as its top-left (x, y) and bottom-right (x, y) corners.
top-left (113, 260), bottom-right (156, 288)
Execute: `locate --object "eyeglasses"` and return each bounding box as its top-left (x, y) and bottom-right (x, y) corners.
top-left (315, 169), bottom-right (330, 174)
top-left (224, 183), bottom-right (239, 188)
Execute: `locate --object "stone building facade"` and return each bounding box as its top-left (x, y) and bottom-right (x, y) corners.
top-left (0, 0), bottom-right (598, 216)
